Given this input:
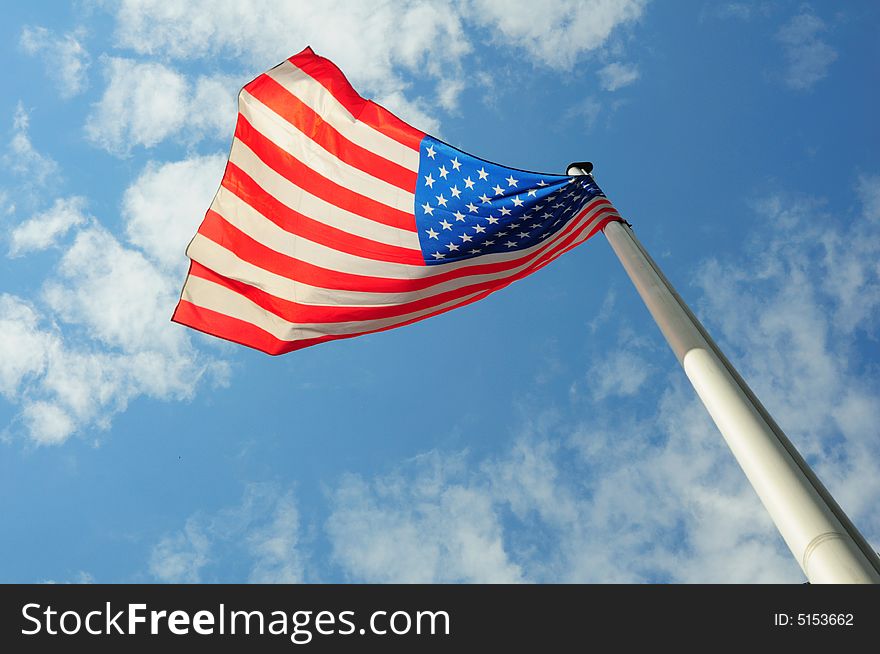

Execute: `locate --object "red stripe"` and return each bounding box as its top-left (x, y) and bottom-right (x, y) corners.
top-left (281, 47), bottom-right (425, 151)
top-left (234, 114), bottom-right (416, 232)
top-left (174, 287), bottom-right (495, 356)
top-left (219, 163), bottom-right (423, 265)
top-left (174, 298), bottom-right (305, 355)
top-left (203, 197), bottom-right (617, 294)
top-left (245, 74), bottom-right (417, 192)
top-left (188, 207), bottom-right (619, 325)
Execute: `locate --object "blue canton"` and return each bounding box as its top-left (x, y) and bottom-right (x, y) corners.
top-left (414, 136), bottom-right (605, 265)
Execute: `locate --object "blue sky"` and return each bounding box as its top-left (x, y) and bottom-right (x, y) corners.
top-left (1, 1), bottom-right (878, 583)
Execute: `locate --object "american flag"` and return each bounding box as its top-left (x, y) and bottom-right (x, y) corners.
top-left (173, 47), bottom-right (621, 354)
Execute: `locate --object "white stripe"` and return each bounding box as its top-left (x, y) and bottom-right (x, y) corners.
top-left (188, 210), bottom-right (606, 308)
top-left (181, 274), bottom-right (484, 341)
top-left (201, 187), bottom-right (616, 281)
top-left (239, 90), bottom-right (414, 212)
top-left (265, 61), bottom-right (420, 172)
top-left (226, 139), bottom-right (421, 250)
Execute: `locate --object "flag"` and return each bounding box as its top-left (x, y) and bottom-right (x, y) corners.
top-left (172, 47), bottom-right (621, 354)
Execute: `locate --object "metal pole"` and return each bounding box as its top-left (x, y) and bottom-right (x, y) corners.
top-left (569, 166), bottom-right (880, 583)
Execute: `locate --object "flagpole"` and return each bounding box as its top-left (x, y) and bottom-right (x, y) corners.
top-left (567, 164), bottom-right (880, 583)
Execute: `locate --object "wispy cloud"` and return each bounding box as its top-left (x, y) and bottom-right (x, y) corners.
top-left (85, 57), bottom-right (239, 155)
top-left (1, 104), bottom-right (229, 445)
top-left (598, 62), bottom-right (640, 91)
top-left (327, 453), bottom-right (525, 583)
top-left (467, 0), bottom-right (647, 69)
top-left (9, 197), bottom-right (89, 257)
top-left (149, 484), bottom-right (306, 583)
top-left (775, 10), bottom-right (838, 91)
top-left (3, 103), bottom-right (59, 189)
top-left (20, 25), bottom-right (91, 98)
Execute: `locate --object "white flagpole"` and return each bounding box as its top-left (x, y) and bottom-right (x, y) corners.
top-left (568, 164), bottom-right (880, 583)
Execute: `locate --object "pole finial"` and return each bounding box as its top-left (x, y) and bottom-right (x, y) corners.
top-left (566, 161), bottom-right (593, 176)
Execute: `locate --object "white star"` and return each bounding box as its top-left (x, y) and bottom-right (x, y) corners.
top-left (436, 193), bottom-right (448, 207)
top-left (479, 193), bottom-right (492, 204)
top-left (450, 157), bottom-right (461, 171)
top-left (463, 176), bottom-right (475, 190)
top-left (473, 224), bottom-right (486, 233)
top-left (425, 227), bottom-right (439, 239)
top-left (432, 251), bottom-right (446, 259)
top-left (499, 206), bottom-right (512, 216)
top-left (450, 185), bottom-right (461, 198)
top-left (459, 233), bottom-right (473, 242)
top-left (506, 175), bottom-right (518, 187)
top-left (505, 240), bottom-right (517, 248)
top-left (486, 215), bottom-right (499, 224)
top-left (541, 232), bottom-right (551, 239)
top-left (453, 210), bottom-right (466, 221)
top-left (446, 242), bottom-right (460, 251)
top-left (424, 173), bottom-right (435, 188)
top-left (439, 219), bottom-right (452, 230)
top-left (466, 202), bottom-right (479, 213)
top-left (469, 248), bottom-right (482, 254)
top-left (477, 167), bottom-right (489, 180)
top-left (510, 222), bottom-right (520, 229)
top-left (422, 202), bottom-right (434, 215)
top-left (541, 212), bottom-right (552, 219)
top-left (492, 184), bottom-right (504, 196)
top-left (438, 165), bottom-right (449, 179)
top-left (518, 231), bottom-right (530, 238)
top-left (426, 144), bottom-right (437, 159)
top-left (537, 180), bottom-right (547, 186)
top-left (511, 196), bottom-right (524, 207)
top-left (485, 239), bottom-right (496, 245)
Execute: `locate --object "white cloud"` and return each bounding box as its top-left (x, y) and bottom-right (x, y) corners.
top-left (20, 26), bottom-right (91, 98)
top-left (122, 154), bottom-right (227, 272)
top-left (4, 103), bottom-right (59, 187)
top-left (85, 57), bottom-right (238, 155)
top-left (776, 10), bottom-right (837, 91)
top-left (41, 571), bottom-right (96, 584)
top-left (2, 218), bottom-right (228, 445)
top-left (562, 97), bottom-right (602, 131)
top-left (466, 0), bottom-right (647, 69)
top-left (149, 484), bottom-right (306, 583)
top-left (107, 0), bottom-right (645, 138)
top-left (587, 348), bottom-right (653, 400)
top-left (8, 196), bottom-right (89, 256)
top-left (327, 453), bottom-right (524, 583)
top-left (150, 519), bottom-right (211, 583)
top-left (857, 173), bottom-right (880, 223)
top-left (598, 61), bottom-right (640, 91)
top-left (112, 1), bottom-right (470, 107)
top-left (701, 2), bottom-right (772, 22)
top-left (694, 178), bottom-right (880, 533)
top-left (246, 491), bottom-right (304, 584)
top-left (323, 396), bottom-right (798, 582)
top-left (0, 295), bottom-right (53, 400)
